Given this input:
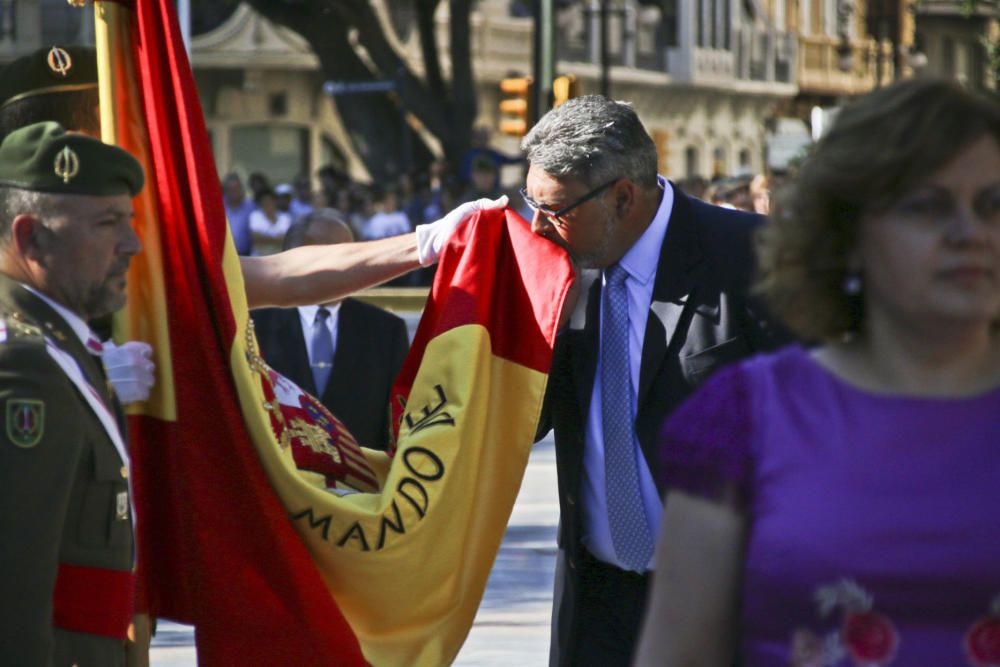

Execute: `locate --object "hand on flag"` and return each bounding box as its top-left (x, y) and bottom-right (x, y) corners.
top-left (103, 340), bottom-right (156, 404)
top-left (415, 195), bottom-right (509, 265)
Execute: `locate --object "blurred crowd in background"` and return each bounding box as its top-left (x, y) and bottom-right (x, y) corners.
top-left (222, 128), bottom-right (775, 284)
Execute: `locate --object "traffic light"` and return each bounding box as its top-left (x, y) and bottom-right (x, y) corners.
top-left (498, 76), bottom-right (534, 137)
top-left (552, 74), bottom-right (580, 108)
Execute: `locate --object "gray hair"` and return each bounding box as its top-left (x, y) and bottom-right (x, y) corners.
top-left (521, 96), bottom-right (658, 189)
top-left (0, 187), bottom-right (64, 245)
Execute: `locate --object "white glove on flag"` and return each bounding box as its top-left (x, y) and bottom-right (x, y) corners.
top-left (414, 195), bottom-right (508, 266)
top-left (103, 340), bottom-right (156, 404)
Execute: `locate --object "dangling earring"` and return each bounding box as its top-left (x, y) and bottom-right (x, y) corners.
top-left (842, 272), bottom-right (863, 295)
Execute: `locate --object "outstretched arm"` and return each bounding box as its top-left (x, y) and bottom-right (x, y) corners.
top-left (241, 232), bottom-right (420, 310)
top-left (241, 196), bottom-right (508, 310)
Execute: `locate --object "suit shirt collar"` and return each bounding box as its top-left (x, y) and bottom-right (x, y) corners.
top-left (297, 302), bottom-right (342, 329)
top-left (617, 176), bottom-right (673, 285)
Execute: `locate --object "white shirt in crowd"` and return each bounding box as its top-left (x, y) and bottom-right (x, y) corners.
top-left (362, 211), bottom-right (411, 240)
top-left (249, 209), bottom-right (293, 255)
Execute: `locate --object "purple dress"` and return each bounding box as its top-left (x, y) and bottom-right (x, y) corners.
top-left (659, 345), bottom-right (1000, 667)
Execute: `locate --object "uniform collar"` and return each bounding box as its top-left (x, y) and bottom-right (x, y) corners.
top-left (20, 284), bottom-right (100, 349)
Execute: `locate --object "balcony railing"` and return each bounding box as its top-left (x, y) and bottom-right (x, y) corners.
top-left (797, 34), bottom-right (889, 95)
top-left (553, 8), bottom-right (796, 86)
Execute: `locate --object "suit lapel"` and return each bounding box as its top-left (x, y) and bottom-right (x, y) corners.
top-left (636, 187), bottom-right (704, 409)
top-left (281, 308), bottom-right (317, 395)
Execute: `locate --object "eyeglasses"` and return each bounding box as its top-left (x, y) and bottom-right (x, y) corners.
top-left (520, 178), bottom-right (620, 226)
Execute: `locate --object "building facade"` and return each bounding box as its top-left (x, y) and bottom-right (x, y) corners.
top-left (3, 0), bottom-right (989, 187)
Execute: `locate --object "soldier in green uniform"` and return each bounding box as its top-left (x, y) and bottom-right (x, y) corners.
top-left (0, 122), bottom-right (145, 666)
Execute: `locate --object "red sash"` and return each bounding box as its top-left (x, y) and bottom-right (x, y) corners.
top-left (53, 563), bottom-right (136, 639)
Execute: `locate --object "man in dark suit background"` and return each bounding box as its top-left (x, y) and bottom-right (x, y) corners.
top-left (252, 209), bottom-right (410, 450)
top-left (522, 97), bottom-right (784, 666)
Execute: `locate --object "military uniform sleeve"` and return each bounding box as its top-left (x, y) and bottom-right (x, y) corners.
top-left (0, 341), bottom-right (85, 666)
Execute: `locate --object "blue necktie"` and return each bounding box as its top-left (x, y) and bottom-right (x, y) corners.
top-left (310, 307), bottom-right (333, 396)
top-left (601, 264), bottom-right (654, 572)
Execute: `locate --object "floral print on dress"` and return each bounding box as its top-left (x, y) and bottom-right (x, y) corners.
top-left (964, 595), bottom-right (1000, 667)
top-left (789, 579), bottom-right (900, 666)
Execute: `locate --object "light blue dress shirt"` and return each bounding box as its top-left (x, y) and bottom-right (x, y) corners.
top-left (580, 177), bottom-right (674, 572)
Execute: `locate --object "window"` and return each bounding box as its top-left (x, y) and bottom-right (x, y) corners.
top-left (686, 146), bottom-right (700, 178)
top-left (739, 148), bottom-right (752, 173)
top-left (823, 0), bottom-right (837, 38)
top-left (230, 125), bottom-right (309, 186)
top-left (713, 146), bottom-right (727, 177)
top-left (773, 0), bottom-right (786, 32)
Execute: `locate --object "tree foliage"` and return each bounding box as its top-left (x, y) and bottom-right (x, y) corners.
top-left (239, 0), bottom-right (478, 181)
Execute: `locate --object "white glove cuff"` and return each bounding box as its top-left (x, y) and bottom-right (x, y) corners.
top-left (415, 222), bottom-right (438, 266)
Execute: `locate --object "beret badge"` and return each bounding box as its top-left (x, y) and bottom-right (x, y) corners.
top-left (46, 46), bottom-right (73, 78)
top-left (54, 145), bottom-right (80, 184)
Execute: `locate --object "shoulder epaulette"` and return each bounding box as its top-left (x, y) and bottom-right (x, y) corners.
top-left (0, 311), bottom-right (45, 344)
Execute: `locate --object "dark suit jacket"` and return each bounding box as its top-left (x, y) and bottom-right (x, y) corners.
top-left (251, 298), bottom-right (410, 450)
top-left (0, 273), bottom-right (132, 667)
top-left (540, 187), bottom-right (787, 665)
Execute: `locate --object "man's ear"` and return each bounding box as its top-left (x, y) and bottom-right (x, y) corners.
top-left (10, 214), bottom-right (50, 261)
top-left (616, 180), bottom-right (635, 216)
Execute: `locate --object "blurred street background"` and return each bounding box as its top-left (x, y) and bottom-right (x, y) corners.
top-left (10, 1), bottom-right (997, 263)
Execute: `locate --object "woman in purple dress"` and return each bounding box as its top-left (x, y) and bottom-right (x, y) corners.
top-left (634, 78), bottom-right (1000, 666)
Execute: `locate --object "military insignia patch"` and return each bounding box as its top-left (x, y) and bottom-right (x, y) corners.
top-left (6, 399), bottom-right (44, 448)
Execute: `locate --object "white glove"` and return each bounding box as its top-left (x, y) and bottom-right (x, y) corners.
top-left (103, 341), bottom-right (156, 405)
top-left (414, 195), bottom-right (509, 266)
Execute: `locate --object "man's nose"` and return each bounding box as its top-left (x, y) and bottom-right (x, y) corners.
top-left (120, 223), bottom-right (142, 257)
top-left (531, 208), bottom-right (549, 235)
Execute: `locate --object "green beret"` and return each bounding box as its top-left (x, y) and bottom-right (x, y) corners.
top-left (0, 45), bottom-right (97, 109)
top-left (0, 122), bottom-right (144, 197)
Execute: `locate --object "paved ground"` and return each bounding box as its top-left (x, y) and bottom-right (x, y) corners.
top-left (150, 436), bottom-right (560, 667)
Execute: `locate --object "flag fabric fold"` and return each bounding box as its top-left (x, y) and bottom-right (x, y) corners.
top-left (97, 1), bottom-right (573, 664)
top-left (96, 2), bottom-right (366, 663)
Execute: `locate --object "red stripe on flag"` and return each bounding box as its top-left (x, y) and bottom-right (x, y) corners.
top-left (402, 208), bottom-right (571, 377)
top-left (117, 2), bottom-right (366, 664)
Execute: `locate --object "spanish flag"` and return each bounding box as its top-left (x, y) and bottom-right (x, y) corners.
top-left (95, 2), bottom-right (572, 665)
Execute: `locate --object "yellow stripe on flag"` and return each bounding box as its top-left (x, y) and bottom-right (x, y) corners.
top-left (232, 321), bottom-right (546, 666)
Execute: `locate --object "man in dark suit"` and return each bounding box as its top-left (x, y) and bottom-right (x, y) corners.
top-left (0, 123), bottom-right (144, 666)
top-left (522, 97), bottom-right (784, 666)
top-left (252, 209), bottom-right (410, 450)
